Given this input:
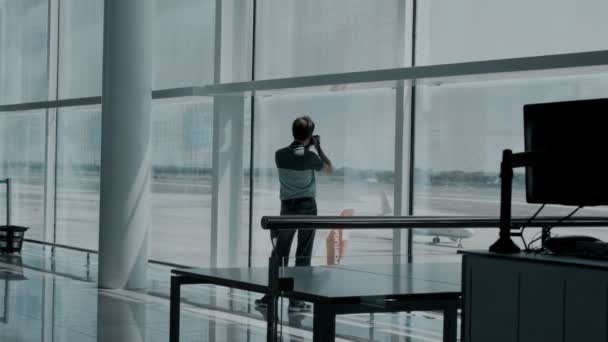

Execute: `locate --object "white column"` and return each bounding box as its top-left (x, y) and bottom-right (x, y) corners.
top-left (215, 0), bottom-right (254, 83)
top-left (98, 0), bottom-right (152, 289)
top-left (209, 0), bottom-right (249, 268)
top-left (210, 95), bottom-right (245, 267)
top-left (393, 82), bottom-right (412, 263)
top-left (97, 291), bottom-right (146, 342)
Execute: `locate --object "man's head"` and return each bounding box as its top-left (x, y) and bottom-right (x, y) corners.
top-left (292, 116), bottom-right (315, 145)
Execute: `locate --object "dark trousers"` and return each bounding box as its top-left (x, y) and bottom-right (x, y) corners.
top-left (271, 198), bottom-right (317, 267)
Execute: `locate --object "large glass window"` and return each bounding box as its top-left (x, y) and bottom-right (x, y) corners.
top-left (0, 0), bottom-right (49, 104)
top-left (416, 0), bottom-right (608, 65)
top-left (0, 112), bottom-right (45, 241)
top-left (55, 107), bottom-right (101, 250)
top-left (5, 0), bottom-right (608, 268)
top-left (58, 0), bottom-right (104, 99)
top-left (150, 100), bottom-right (213, 265)
top-left (256, 0), bottom-right (406, 79)
top-left (250, 88), bottom-right (396, 266)
top-left (220, 2), bottom-right (254, 83)
top-left (0, 266), bottom-right (44, 341)
top-left (55, 101), bottom-right (216, 264)
top-left (153, 0), bottom-right (215, 89)
top-left (58, 0), bottom-right (216, 98)
top-left (413, 74), bottom-right (608, 261)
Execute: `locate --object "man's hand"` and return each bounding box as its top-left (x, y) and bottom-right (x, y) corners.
top-left (312, 135), bottom-right (321, 150)
top-left (312, 135), bottom-right (333, 175)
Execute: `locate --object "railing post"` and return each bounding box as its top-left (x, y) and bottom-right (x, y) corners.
top-left (267, 231), bottom-right (279, 342)
top-left (3, 178), bottom-right (10, 226)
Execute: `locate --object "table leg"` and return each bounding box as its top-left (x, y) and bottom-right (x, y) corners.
top-left (266, 295), bottom-right (279, 342)
top-left (170, 276), bottom-right (182, 342)
top-left (313, 304), bottom-right (336, 342)
top-left (443, 301), bottom-right (458, 342)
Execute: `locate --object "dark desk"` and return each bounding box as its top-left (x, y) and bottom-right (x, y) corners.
top-left (461, 251), bottom-right (608, 342)
top-left (170, 263), bottom-right (461, 342)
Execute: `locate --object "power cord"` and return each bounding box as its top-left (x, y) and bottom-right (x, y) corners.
top-left (527, 206), bottom-right (584, 251)
top-left (520, 204), bottom-right (546, 250)
top-left (525, 231), bottom-right (543, 252)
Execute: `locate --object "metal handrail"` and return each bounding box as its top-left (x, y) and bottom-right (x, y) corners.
top-left (24, 238), bottom-right (97, 254)
top-left (261, 215), bottom-right (608, 230)
top-left (0, 175), bottom-right (189, 269)
top-left (23, 238), bottom-right (192, 269)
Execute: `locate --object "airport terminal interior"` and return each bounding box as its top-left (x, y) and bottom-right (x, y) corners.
top-left (2, 1), bottom-right (608, 341)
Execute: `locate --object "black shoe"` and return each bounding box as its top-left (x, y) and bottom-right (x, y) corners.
top-left (288, 301), bottom-right (311, 313)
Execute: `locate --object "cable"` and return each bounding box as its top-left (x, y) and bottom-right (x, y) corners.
top-left (525, 231), bottom-right (543, 252)
top-left (520, 204), bottom-right (546, 250)
top-left (548, 206), bottom-right (584, 230)
top-left (527, 206), bottom-right (584, 251)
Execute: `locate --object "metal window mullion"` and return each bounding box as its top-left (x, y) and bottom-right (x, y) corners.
top-left (393, 82), bottom-right (408, 264)
top-left (213, 0), bottom-right (222, 84)
top-left (43, 0), bottom-right (60, 247)
top-left (407, 0), bottom-right (418, 263)
top-left (246, 0), bottom-right (257, 268)
top-left (392, 0), bottom-right (415, 264)
top-left (42, 2), bottom-right (60, 342)
top-left (3, 47), bottom-right (608, 112)
top-left (208, 0), bottom-right (222, 268)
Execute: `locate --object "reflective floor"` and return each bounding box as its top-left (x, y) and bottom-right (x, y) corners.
top-left (0, 245), bottom-right (451, 342)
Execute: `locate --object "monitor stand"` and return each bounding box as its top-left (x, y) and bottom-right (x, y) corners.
top-left (489, 236), bottom-right (521, 253)
top-left (491, 149), bottom-right (523, 254)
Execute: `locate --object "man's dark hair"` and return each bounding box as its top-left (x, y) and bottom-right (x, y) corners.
top-left (292, 116), bottom-right (315, 141)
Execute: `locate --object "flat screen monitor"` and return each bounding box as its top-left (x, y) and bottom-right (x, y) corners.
top-left (524, 98), bottom-right (608, 206)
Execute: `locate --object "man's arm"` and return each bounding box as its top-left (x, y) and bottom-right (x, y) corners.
top-left (314, 136), bottom-right (334, 175)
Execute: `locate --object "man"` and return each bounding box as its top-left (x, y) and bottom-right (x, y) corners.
top-left (255, 116), bottom-right (333, 312)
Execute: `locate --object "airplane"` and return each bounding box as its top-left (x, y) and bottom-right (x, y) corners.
top-left (379, 190), bottom-right (475, 247)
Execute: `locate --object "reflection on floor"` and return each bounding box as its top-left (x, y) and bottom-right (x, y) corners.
top-left (0, 245), bottom-right (452, 342)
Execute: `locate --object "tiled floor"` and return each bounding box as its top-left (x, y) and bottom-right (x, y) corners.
top-left (0, 245), bottom-right (451, 341)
